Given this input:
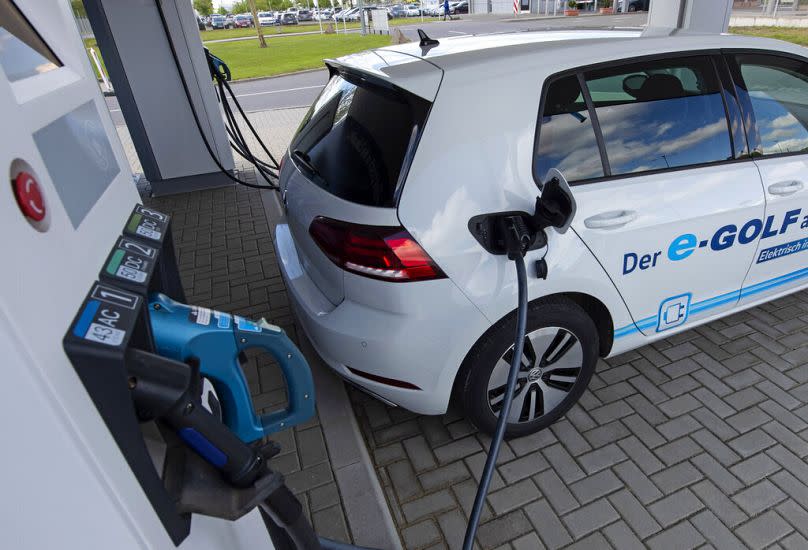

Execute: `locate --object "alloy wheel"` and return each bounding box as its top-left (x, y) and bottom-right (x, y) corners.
top-left (487, 326), bottom-right (583, 424)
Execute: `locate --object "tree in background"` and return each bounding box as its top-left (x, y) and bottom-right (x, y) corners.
top-left (232, 0), bottom-right (295, 12)
top-left (217, 6), bottom-right (229, 14)
top-left (194, 0), bottom-right (214, 16)
top-left (248, 0), bottom-right (268, 47)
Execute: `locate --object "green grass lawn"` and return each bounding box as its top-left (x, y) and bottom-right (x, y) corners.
top-left (200, 18), bottom-right (416, 42)
top-left (729, 26), bottom-right (808, 47)
top-left (83, 37), bottom-right (107, 80)
top-left (206, 33), bottom-right (391, 80)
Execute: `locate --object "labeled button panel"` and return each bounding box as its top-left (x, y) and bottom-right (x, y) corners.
top-left (101, 238), bottom-right (157, 290)
top-left (69, 283), bottom-right (141, 349)
top-left (124, 205), bottom-right (170, 244)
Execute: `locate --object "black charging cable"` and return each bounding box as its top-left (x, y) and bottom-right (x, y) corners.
top-left (154, 0), bottom-right (279, 191)
top-left (207, 50), bottom-right (282, 173)
top-left (463, 218), bottom-right (531, 550)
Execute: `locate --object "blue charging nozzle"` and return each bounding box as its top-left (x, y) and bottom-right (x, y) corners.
top-left (148, 293), bottom-right (315, 443)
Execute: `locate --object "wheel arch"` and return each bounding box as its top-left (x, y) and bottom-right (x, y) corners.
top-left (560, 292), bottom-right (614, 358)
top-left (450, 290), bottom-right (614, 406)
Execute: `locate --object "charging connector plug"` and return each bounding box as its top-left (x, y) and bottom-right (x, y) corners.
top-left (502, 215), bottom-right (533, 260)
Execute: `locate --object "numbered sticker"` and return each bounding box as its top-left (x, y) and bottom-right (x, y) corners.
top-left (91, 285), bottom-right (139, 310)
top-left (135, 205), bottom-right (169, 222)
top-left (126, 210), bottom-right (166, 242)
top-left (84, 323), bottom-right (126, 346)
top-left (105, 248), bottom-right (151, 286)
top-left (71, 296), bottom-right (134, 348)
top-left (118, 237), bottom-right (157, 259)
top-left (116, 265), bottom-right (147, 283)
top-left (135, 224), bottom-right (162, 240)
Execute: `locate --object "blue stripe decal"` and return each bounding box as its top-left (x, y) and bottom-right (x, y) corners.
top-left (73, 300), bottom-right (100, 338)
top-left (614, 266), bottom-right (808, 339)
top-left (690, 290), bottom-right (740, 314)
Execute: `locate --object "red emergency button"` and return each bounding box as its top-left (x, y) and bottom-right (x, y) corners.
top-left (13, 171), bottom-right (46, 221)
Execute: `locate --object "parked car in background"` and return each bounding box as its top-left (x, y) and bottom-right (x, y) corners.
top-left (233, 14), bottom-right (253, 27)
top-left (210, 14), bottom-right (231, 29)
top-left (197, 16), bottom-right (206, 30)
top-left (279, 12), bottom-right (299, 25)
top-left (628, 0), bottom-right (650, 10)
top-left (258, 11), bottom-right (274, 26)
top-left (449, 0), bottom-right (469, 15)
top-left (335, 7), bottom-right (360, 21)
top-left (388, 4), bottom-right (408, 17)
top-left (225, 14), bottom-right (235, 26)
top-left (297, 9), bottom-right (313, 21)
top-left (405, 5), bottom-right (421, 16)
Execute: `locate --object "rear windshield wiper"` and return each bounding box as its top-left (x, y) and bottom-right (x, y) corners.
top-left (292, 149), bottom-right (321, 178)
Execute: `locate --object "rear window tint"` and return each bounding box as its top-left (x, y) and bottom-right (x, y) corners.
top-left (290, 72), bottom-right (430, 207)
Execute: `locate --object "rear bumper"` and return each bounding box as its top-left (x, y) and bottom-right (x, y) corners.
top-left (274, 223), bottom-right (490, 415)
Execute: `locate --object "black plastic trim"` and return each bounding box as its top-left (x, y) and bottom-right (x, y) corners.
top-left (577, 72), bottom-right (611, 178)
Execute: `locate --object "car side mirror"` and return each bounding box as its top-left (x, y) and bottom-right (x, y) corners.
top-left (535, 168), bottom-right (576, 234)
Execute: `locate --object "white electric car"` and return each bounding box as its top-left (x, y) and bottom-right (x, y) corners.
top-left (275, 29), bottom-right (808, 436)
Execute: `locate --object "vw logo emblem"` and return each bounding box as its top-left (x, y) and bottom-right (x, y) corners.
top-left (527, 368), bottom-right (542, 382)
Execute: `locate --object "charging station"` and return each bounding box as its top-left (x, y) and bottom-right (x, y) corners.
top-left (82, 0), bottom-right (234, 196)
top-left (0, 1), bottom-right (273, 547)
top-left (1, 0), bottom-right (739, 548)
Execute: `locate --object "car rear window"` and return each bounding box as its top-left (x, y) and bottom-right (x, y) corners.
top-left (290, 71), bottom-right (431, 207)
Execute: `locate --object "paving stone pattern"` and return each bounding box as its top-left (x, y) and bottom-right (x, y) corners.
top-left (143, 176), bottom-right (353, 543)
top-left (352, 292), bottom-right (808, 549)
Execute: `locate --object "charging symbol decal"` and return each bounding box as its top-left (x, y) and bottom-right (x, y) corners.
top-left (657, 293), bottom-right (691, 332)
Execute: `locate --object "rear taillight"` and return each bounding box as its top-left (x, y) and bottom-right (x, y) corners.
top-left (309, 216), bottom-right (446, 282)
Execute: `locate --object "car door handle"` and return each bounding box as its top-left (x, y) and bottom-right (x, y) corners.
top-left (584, 210), bottom-right (638, 229)
top-left (768, 180), bottom-right (804, 196)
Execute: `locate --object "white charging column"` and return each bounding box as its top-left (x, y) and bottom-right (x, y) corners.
top-left (83, 0), bottom-right (235, 196)
top-left (0, 1), bottom-right (269, 547)
top-left (647, 0), bottom-right (733, 34)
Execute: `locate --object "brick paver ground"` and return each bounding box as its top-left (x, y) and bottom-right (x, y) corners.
top-left (143, 173), bottom-right (353, 543)
top-left (352, 292), bottom-right (808, 549)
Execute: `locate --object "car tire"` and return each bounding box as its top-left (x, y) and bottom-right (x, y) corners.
top-left (628, 5), bottom-right (637, 11)
top-left (456, 296), bottom-right (598, 438)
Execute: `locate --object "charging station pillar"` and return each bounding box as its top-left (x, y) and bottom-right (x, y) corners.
top-left (646, 0), bottom-right (732, 33)
top-left (83, 0), bottom-right (235, 196)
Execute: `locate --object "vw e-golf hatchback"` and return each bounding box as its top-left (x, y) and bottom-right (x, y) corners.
top-left (275, 29), bottom-right (808, 436)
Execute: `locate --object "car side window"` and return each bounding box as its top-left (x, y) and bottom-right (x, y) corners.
top-left (583, 56), bottom-right (733, 176)
top-left (534, 75), bottom-right (605, 184)
top-left (734, 54), bottom-right (808, 156)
